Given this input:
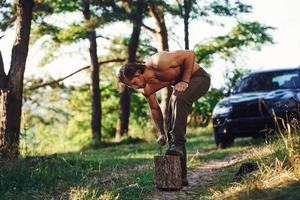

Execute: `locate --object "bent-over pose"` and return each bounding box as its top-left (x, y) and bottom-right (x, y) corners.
top-left (118, 50), bottom-right (211, 186)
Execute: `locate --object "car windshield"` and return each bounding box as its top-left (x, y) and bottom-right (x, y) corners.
top-left (234, 69), bottom-right (300, 93)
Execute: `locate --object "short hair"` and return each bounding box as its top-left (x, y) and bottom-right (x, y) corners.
top-left (118, 63), bottom-right (146, 82)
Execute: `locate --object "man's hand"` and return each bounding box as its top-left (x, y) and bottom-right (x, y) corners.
top-left (156, 134), bottom-right (166, 146)
top-left (174, 81), bottom-right (188, 92)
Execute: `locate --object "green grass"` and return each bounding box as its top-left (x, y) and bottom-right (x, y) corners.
top-left (0, 126), bottom-right (216, 200)
top-left (1, 124), bottom-right (298, 200)
top-left (193, 132), bottom-right (300, 200)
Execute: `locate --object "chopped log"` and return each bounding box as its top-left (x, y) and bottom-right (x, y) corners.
top-left (154, 155), bottom-right (182, 190)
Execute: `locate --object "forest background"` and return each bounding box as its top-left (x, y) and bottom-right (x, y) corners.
top-left (0, 0), bottom-right (299, 157)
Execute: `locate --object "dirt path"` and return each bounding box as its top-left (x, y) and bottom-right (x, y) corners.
top-left (147, 149), bottom-right (252, 200)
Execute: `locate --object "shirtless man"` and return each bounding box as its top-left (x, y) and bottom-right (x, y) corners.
top-left (118, 50), bottom-right (210, 186)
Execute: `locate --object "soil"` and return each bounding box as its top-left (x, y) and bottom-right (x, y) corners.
top-left (146, 148), bottom-right (253, 200)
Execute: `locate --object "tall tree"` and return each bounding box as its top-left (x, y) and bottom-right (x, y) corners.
top-left (146, 0), bottom-right (172, 131)
top-left (30, 0), bottom-right (126, 144)
top-left (171, 0), bottom-right (194, 49)
top-left (82, 0), bottom-right (101, 143)
top-left (0, 0), bottom-right (34, 160)
top-left (171, 0), bottom-right (253, 50)
top-left (116, 0), bottom-right (145, 140)
top-left (183, 0), bottom-right (192, 49)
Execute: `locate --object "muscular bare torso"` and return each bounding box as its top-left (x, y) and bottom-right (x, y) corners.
top-left (142, 51), bottom-right (200, 96)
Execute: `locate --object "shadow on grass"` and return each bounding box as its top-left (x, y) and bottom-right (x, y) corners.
top-left (1, 126), bottom-right (274, 199)
top-left (0, 130), bottom-right (218, 199)
top-left (81, 136), bottom-right (147, 150)
top-left (0, 150), bottom-right (152, 200)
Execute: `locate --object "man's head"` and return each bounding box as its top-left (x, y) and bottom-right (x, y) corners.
top-left (118, 63), bottom-right (147, 89)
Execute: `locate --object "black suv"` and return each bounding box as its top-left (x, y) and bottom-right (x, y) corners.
top-left (212, 67), bottom-right (300, 148)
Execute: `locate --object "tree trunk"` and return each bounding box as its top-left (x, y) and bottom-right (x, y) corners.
top-left (0, 90), bottom-right (8, 151)
top-left (116, 86), bottom-right (131, 141)
top-left (154, 155), bottom-right (182, 190)
top-left (82, 0), bottom-right (101, 144)
top-left (0, 0), bottom-right (33, 160)
top-left (149, 3), bottom-right (172, 132)
top-left (116, 1), bottom-right (144, 141)
top-left (183, 0), bottom-right (192, 50)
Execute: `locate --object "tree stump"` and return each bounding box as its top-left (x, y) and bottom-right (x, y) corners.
top-left (154, 155), bottom-right (182, 190)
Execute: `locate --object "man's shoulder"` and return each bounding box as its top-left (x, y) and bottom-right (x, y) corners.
top-left (155, 51), bottom-right (170, 57)
top-left (152, 51), bottom-right (174, 66)
top-left (151, 51), bottom-right (170, 59)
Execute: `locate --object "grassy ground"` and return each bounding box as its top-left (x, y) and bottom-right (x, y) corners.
top-left (0, 124), bottom-right (299, 200)
top-left (194, 125), bottom-right (300, 200)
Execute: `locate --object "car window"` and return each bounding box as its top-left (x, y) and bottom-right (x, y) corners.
top-left (273, 73), bottom-right (299, 88)
top-left (234, 70), bottom-right (300, 93)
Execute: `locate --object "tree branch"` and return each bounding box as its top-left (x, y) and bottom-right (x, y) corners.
top-left (96, 35), bottom-right (112, 40)
top-left (142, 23), bottom-right (157, 33)
top-left (29, 58), bottom-right (125, 90)
top-left (169, 35), bottom-right (183, 49)
top-left (142, 23), bottom-right (158, 38)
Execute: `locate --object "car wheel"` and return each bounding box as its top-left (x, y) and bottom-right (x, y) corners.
top-left (214, 132), bottom-right (234, 149)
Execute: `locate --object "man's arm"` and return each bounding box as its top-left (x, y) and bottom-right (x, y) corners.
top-left (177, 50), bottom-right (195, 84)
top-left (171, 50), bottom-right (195, 92)
top-left (145, 93), bottom-right (166, 145)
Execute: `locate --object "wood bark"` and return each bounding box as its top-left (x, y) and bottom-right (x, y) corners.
top-left (82, 0), bottom-right (101, 144)
top-left (0, 0), bottom-right (33, 160)
top-left (154, 155), bottom-right (182, 190)
top-left (116, 0), bottom-right (144, 141)
top-left (0, 90), bottom-right (8, 150)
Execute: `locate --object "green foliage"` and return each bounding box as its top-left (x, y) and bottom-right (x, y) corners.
top-left (208, 0), bottom-right (252, 17)
top-left (194, 21), bottom-right (275, 66)
top-left (31, 21), bottom-right (88, 45)
top-left (101, 84), bottom-right (119, 138)
top-left (64, 85), bottom-right (92, 147)
top-left (168, 0), bottom-right (252, 23)
top-left (36, 41), bottom-right (61, 67)
top-left (22, 72), bottom-right (153, 152)
top-left (22, 76), bottom-right (70, 155)
top-left (190, 88), bottom-right (224, 126)
top-left (129, 91), bottom-right (149, 129)
top-left (106, 35), bottom-right (157, 62)
top-left (224, 67), bottom-right (249, 92)
top-left (0, 1), bottom-right (16, 31)
top-left (30, 23), bottom-right (60, 44)
top-left (56, 23), bottom-right (87, 43)
top-left (34, 0), bottom-right (79, 14)
top-left (30, 0), bottom-right (129, 67)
